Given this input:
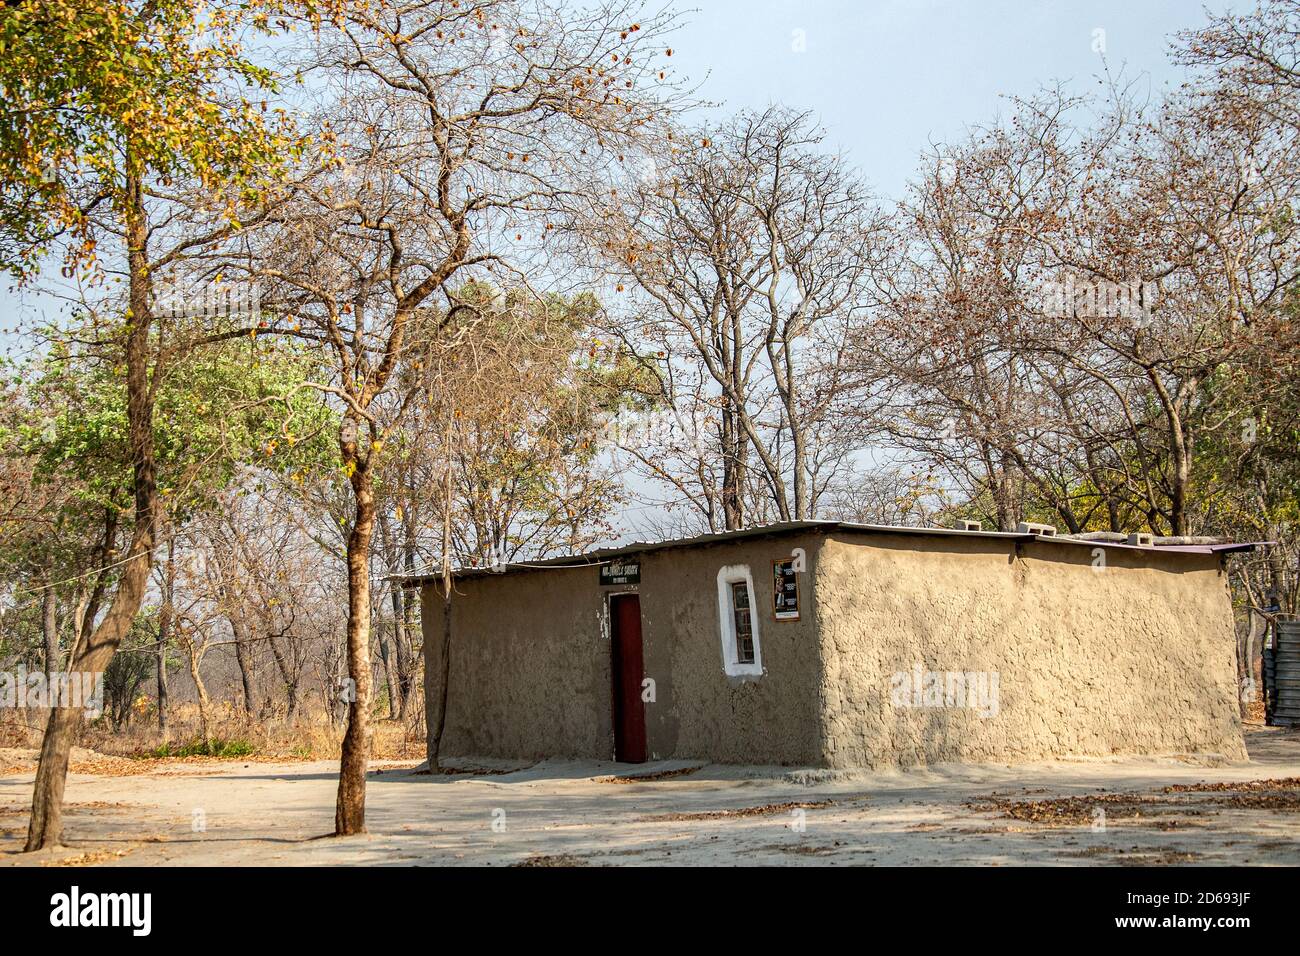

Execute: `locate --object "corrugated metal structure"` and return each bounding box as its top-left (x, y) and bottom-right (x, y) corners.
top-left (1267, 621), bottom-right (1300, 727)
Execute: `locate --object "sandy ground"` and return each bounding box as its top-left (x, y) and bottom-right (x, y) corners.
top-left (1, 727), bottom-right (1298, 866)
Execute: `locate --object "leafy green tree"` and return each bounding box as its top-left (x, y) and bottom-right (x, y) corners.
top-left (15, 334), bottom-right (332, 685)
top-left (22, 335), bottom-right (335, 520)
top-left (1, 0), bottom-right (307, 852)
top-left (0, 0), bottom-right (301, 278)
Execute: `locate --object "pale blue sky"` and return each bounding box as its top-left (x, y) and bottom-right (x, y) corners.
top-left (669, 0), bottom-right (1233, 196)
top-left (1, 0), bottom-right (1236, 347)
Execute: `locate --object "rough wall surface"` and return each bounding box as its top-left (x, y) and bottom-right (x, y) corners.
top-left (423, 567), bottom-right (611, 760)
top-left (425, 528), bottom-right (1246, 768)
top-left (634, 534), bottom-right (823, 764)
top-left (815, 532), bottom-right (1247, 768)
top-left (423, 532), bottom-right (825, 764)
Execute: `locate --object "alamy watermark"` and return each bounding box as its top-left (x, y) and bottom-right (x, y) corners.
top-left (50, 886), bottom-right (151, 936)
top-left (1033, 277), bottom-right (1157, 324)
top-left (890, 664), bottom-right (1000, 718)
top-left (153, 279), bottom-right (262, 322)
top-left (598, 406), bottom-right (710, 454)
top-left (0, 667), bottom-right (104, 717)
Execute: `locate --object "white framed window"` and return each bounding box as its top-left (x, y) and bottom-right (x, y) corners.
top-left (717, 564), bottom-right (763, 677)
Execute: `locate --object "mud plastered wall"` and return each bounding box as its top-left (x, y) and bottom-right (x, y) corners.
top-left (634, 533), bottom-right (824, 765)
top-left (815, 532), bottom-right (1247, 768)
top-left (423, 567), bottom-right (611, 760)
top-left (423, 531), bottom-right (826, 765)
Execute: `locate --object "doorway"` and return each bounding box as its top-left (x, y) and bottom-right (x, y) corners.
top-left (609, 593), bottom-right (647, 763)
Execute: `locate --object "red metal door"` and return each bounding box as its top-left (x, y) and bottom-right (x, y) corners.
top-left (610, 594), bottom-right (647, 763)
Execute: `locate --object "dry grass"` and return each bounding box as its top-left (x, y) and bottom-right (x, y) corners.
top-left (0, 703), bottom-right (425, 769)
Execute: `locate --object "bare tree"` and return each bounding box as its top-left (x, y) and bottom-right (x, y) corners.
top-left (252, 0), bottom-right (685, 833)
top-left (1040, 83), bottom-right (1300, 535)
top-left (592, 107), bottom-right (884, 529)
top-left (1177, 0), bottom-right (1300, 136)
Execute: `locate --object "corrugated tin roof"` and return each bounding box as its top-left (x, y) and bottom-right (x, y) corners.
top-left (397, 519), bottom-right (1264, 585)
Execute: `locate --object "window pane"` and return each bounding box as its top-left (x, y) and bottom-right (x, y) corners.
top-left (731, 581), bottom-right (754, 664)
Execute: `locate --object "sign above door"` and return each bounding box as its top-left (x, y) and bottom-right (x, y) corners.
top-left (600, 560), bottom-right (641, 586)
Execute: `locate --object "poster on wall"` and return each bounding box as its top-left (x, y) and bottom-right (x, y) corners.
top-left (772, 559), bottom-right (799, 620)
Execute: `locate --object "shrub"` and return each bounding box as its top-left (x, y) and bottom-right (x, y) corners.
top-left (144, 737), bottom-right (256, 759)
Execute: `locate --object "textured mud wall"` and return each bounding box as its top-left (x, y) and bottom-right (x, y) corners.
top-left (815, 532), bottom-right (1247, 768)
top-left (423, 531), bottom-right (826, 764)
top-left (422, 567), bottom-right (611, 760)
top-left (635, 533), bottom-right (824, 764)
top-left (425, 529), bottom-right (1245, 768)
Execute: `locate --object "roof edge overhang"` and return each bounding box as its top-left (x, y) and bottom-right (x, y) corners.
top-left (395, 521), bottom-right (1268, 587)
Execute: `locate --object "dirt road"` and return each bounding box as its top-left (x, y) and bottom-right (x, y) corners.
top-left (2, 727), bottom-right (1298, 866)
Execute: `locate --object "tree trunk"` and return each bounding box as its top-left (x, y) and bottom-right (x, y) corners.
top-left (993, 447), bottom-right (1018, 531)
top-left (155, 635), bottom-right (169, 733)
top-left (186, 642), bottom-right (212, 747)
top-left (41, 575), bottom-right (60, 674)
top-left (375, 513), bottom-right (403, 719)
top-left (267, 630), bottom-right (299, 724)
top-left (427, 447), bottom-right (455, 772)
top-left (25, 152), bottom-right (158, 852)
top-left (334, 454), bottom-right (375, 836)
top-left (156, 541), bottom-right (173, 734)
top-left (396, 546), bottom-right (418, 721)
top-left (231, 614), bottom-right (258, 720)
top-left (1170, 443), bottom-right (1189, 537)
top-left (427, 586), bottom-right (455, 772)
top-left (721, 405), bottom-right (745, 530)
top-left (395, 512), bottom-right (419, 718)
top-left (397, 619), bottom-right (416, 719)
top-left (378, 617), bottom-right (399, 720)
top-left (1241, 609), bottom-right (1264, 718)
